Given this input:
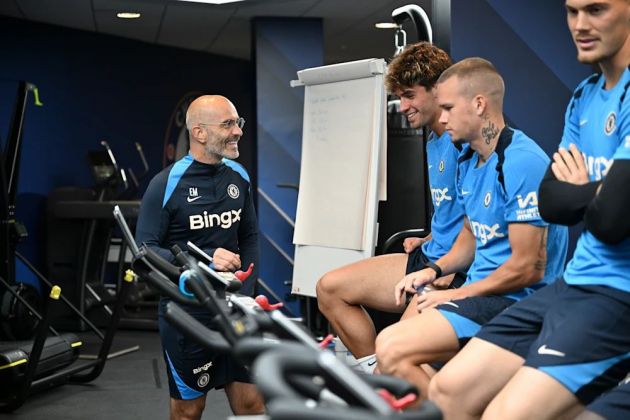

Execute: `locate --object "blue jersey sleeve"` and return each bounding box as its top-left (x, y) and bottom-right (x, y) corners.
top-left (560, 74), bottom-right (599, 150)
top-left (135, 172), bottom-right (175, 263)
top-left (614, 87), bottom-right (630, 160)
top-left (503, 148), bottom-right (548, 226)
top-left (224, 158), bottom-right (260, 296)
top-left (236, 186), bottom-right (259, 296)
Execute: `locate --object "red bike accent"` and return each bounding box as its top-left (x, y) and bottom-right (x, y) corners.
top-left (377, 389), bottom-right (418, 410)
top-left (318, 334), bottom-right (335, 349)
top-left (254, 295), bottom-right (284, 311)
top-left (234, 263), bottom-right (254, 281)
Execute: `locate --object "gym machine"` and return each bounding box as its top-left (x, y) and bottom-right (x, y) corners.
top-left (46, 139), bottom-right (156, 330)
top-left (112, 207), bottom-right (442, 419)
top-left (0, 81), bottom-right (134, 412)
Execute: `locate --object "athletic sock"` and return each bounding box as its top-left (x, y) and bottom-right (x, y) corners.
top-left (351, 353), bottom-right (377, 374)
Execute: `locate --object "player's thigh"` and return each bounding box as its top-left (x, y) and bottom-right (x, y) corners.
top-left (432, 337), bottom-right (524, 405)
top-left (377, 308), bottom-right (459, 363)
top-left (400, 294), bottom-right (420, 321)
top-left (318, 253), bottom-right (409, 311)
top-left (486, 366), bottom-right (583, 420)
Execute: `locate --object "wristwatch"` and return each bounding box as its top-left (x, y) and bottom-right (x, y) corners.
top-left (425, 261), bottom-right (443, 279)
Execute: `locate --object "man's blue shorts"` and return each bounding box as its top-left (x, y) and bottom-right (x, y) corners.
top-left (477, 278), bottom-right (630, 405)
top-left (158, 299), bottom-right (251, 400)
top-left (437, 295), bottom-right (516, 347)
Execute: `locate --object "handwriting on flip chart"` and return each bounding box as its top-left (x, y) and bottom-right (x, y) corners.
top-left (306, 93), bottom-right (347, 142)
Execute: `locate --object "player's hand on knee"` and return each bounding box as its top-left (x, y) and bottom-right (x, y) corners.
top-left (403, 237), bottom-right (424, 253)
top-left (212, 248), bottom-right (241, 272)
top-left (551, 143), bottom-right (589, 185)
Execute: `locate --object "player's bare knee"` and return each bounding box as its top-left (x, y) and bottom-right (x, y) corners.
top-left (316, 271), bottom-right (344, 307)
top-left (375, 330), bottom-right (404, 374)
top-left (428, 373), bottom-right (451, 407)
top-left (234, 395), bottom-right (265, 415)
top-left (171, 398), bottom-right (205, 420)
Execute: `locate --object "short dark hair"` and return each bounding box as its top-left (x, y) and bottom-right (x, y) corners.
top-left (436, 57), bottom-right (505, 105)
top-left (385, 42), bottom-right (452, 93)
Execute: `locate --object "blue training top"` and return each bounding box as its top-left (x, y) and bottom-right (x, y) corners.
top-left (457, 127), bottom-right (568, 301)
top-left (135, 155), bottom-right (259, 295)
top-left (422, 131), bottom-right (466, 261)
top-left (560, 69), bottom-right (630, 292)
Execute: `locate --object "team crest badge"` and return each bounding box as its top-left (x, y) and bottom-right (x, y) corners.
top-left (604, 112), bottom-right (616, 135)
top-left (439, 160), bottom-right (445, 172)
top-left (228, 184), bottom-right (240, 199)
top-left (197, 373), bottom-right (210, 388)
top-left (484, 192), bottom-right (492, 207)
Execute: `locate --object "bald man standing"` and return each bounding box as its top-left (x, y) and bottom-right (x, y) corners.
top-left (136, 95), bottom-right (264, 419)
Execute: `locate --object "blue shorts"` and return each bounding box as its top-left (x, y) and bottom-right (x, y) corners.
top-left (158, 299), bottom-right (250, 400)
top-left (587, 376), bottom-right (630, 419)
top-left (406, 247), bottom-right (466, 288)
top-left (477, 278), bottom-right (630, 405)
top-left (437, 295), bottom-right (516, 347)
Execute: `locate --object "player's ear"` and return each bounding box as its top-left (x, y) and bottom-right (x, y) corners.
top-left (192, 125), bottom-right (207, 143)
top-left (473, 94), bottom-right (486, 116)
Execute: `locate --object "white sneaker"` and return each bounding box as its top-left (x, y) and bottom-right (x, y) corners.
top-left (347, 353), bottom-right (378, 374)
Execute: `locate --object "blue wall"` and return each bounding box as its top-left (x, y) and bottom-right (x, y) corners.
top-left (0, 17), bottom-right (254, 286)
top-left (451, 0), bottom-right (593, 257)
top-left (254, 18), bottom-right (323, 315)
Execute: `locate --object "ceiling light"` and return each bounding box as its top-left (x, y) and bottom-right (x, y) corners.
top-left (375, 22), bottom-right (399, 29)
top-left (176, 0), bottom-right (245, 4)
top-left (117, 12), bottom-right (141, 19)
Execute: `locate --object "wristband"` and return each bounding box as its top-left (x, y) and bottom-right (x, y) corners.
top-left (425, 261), bottom-right (443, 279)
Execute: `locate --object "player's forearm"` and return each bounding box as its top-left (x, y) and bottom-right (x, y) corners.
top-left (435, 226), bottom-right (475, 276)
top-left (584, 159), bottom-right (630, 244)
top-left (539, 165), bottom-right (600, 226)
top-left (457, 256), bottom-right (543, 298)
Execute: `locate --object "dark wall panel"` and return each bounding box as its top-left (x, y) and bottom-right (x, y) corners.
top-left (254, 18), bottom-right (323, 315)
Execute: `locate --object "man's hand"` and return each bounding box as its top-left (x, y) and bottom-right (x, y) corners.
top-left (394, 268), bottom-right (437, 306)
top-left (551, 143), bottom-right (589, 185)
top-left (432, 273), bottom-right (456, 289)
top-left (403, 237), bottom-right (427, 254)
top-left (416, 288), bottom-right (463, 313)
top-left (212, 248), bottom-right (242, 272)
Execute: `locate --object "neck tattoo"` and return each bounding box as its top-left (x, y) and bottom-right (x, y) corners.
top-left (481, 120), bottom-right (499, 145)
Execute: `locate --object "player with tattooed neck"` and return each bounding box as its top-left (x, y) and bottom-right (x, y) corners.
top-left (430, 1), bottom-right (630, 419)
top-left (374, 57), bottom-right (568, 401)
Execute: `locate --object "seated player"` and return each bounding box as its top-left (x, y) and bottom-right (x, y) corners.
top-left (374, 57), bottom-right (568, 400)
top-left (316, 42), bottom-right (466, 372)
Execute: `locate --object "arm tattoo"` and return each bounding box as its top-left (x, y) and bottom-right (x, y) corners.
top-left (481, 120), bottom-right (499, 145)
top-left (534, 228), bottom-right (548, 271)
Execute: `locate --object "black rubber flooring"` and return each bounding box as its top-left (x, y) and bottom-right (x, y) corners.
top-left (2, 330), bottom-right (233, 419)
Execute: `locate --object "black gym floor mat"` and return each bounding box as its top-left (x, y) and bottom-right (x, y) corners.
top-left (4, 330), bottom-right (232, 419)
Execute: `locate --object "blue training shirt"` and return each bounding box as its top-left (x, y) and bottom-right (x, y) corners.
top-left (135, 154), bottom-right (259, 295)
top-left (560, 69), bottom-right (630, 292)
top-left (457, 127), bottom-right (568, 301)
top-left (422, 131), bottom-right (466, 261)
